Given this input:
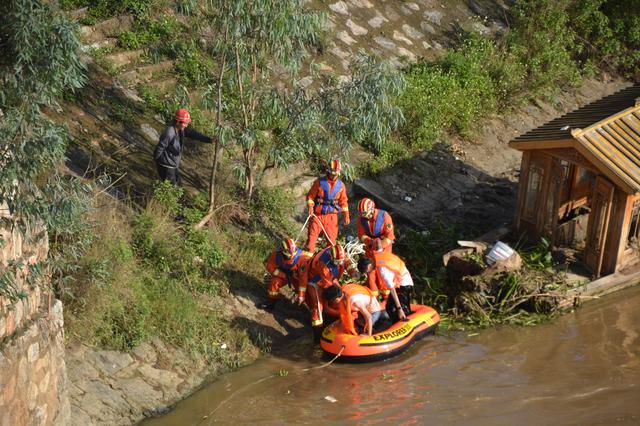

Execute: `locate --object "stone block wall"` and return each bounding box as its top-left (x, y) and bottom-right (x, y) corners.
top-left (0, 206), bottom-right (70, 425)
top-left (0, 301), bottom-right (70, 426)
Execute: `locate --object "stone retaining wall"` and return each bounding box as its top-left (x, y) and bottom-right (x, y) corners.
top-left (0, 301), bottom-right (70, 426)
top-left (0, 206), bottom-right (70, 426)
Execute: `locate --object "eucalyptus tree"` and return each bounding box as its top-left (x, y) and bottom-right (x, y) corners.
top-left (0, 0), bottom-right (86, 298)
top-left (194, 1), bottom-right (405, 229)
top-left (192, 0), bottom-right (323, 228)
top-left (266, 53), bottom-right (406, 172)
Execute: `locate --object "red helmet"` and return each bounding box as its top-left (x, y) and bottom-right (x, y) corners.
top-left (330, 244), bottom-right (346, 264)
top-left (357, 198), bottom-right (376, 215)
top-left (175, 108), bottom-right (192, 123)
top-left (281, 238), bottom-right (297, 258)
top-left (327, 159), bottom-right (342, 175)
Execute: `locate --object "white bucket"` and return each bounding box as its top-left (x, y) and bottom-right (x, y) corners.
top-left (485, 241), bottom-right (514, 265)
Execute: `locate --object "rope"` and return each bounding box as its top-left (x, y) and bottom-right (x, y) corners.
top-left (344, 239), bottom-right (364, 265)
top-left (197, 374), bottom-right (277, 424)
top-left (198, 345), bottom-right (346, 424)
top-left (294, 213), bottom-right (336, 247)
top-left (302, 345), bottom-right (345, 371)
top-left (294, 214), bottom-right (313, 245)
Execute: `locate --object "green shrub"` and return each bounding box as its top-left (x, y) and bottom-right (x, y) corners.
top-left (360, 137), bottom-right (410, 175)
top-left (117, 30), bottom-right (141, 49)
top-left (185, 228), bottom-right (225, 271)
top-left (81, 0), bottom-right (158, 23)
top-left (400, 34), bottom-right (521, 149)
top-left (94, 282), bottom-right (150, 350)
top-left (175, 48), bottom-right (211, 87)
top-left (117, 16), bottom-right (181, 50)
top-left (137, 84), bottom-right (163, 111)
top-left (508, 0), bottom-right (582, 94)
top-left (568, 0), bottom-right (640, 75)
top-left (151, 179), bottom-right (184, 217)
top-left (519, 237), bottom-right (554, 270)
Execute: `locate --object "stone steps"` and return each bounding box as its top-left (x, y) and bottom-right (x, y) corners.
top-left (80, 15), bottom-right (133, 45)
top-left (145, 77), bottom-right (177, 93)
top-left (118, 60), bottom-right (175, 86)
top-left (103, 49), bottom-right (146, 69)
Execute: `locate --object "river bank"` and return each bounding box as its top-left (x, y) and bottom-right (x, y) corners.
top-left (64, 76), bottom-right (632, 424)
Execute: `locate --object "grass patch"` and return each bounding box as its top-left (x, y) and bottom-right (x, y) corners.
top-left (61, 186), bottom-right (251, 368)
top-left (117, 15), bottom-right (181, 49)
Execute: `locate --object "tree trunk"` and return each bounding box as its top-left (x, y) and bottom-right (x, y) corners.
top-left (195, 138), bottom-right (222, 229)
top-left (194, 32), bottom-right (228, 230)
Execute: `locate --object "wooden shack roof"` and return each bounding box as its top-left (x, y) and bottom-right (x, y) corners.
top-left (509, 84), bottom-right (640, 193)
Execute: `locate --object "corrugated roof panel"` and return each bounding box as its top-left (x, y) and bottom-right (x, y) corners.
top-left (574, 103), bottom-right (640, 193)
top-left (511, 84), bottom-right (640, 144)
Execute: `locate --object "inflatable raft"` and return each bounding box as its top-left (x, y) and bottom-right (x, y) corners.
top-left (320, 304), bottom-right (440, 363)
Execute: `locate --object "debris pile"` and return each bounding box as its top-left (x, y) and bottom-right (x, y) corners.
top-left (443, 239), bottom-right (568, 324)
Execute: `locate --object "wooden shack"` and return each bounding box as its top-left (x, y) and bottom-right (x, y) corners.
top-left (509, 84), bottom-right (640, 278)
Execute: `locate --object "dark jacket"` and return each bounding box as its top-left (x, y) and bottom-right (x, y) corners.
top-left (153, 125), bottom-right (212, 168)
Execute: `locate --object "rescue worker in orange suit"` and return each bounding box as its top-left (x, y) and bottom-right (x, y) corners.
top-left (324, 284), bottom-right (390, 336)
top-left (305, 160), bottom-right (349, 253)
top-left (154, 108), bottom-right (213, 186)
top-left (298, 245), bottom-right (358, 341)
top-left (357, 198), bottom-right (395, 298)
top-left (262, 238), bottom-right (310, 310)
top-left (357, 252), bottom-right (413, 323)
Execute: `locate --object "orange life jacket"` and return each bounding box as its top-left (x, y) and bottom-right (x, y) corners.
top-left (373, 252), bottom-right (406, 289)
top-left (339, 284), bottom-right (375, 335)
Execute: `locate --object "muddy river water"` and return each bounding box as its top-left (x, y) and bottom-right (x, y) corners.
top-left (144, 286), bottom-right (640, 425)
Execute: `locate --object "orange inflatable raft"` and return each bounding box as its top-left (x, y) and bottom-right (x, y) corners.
top-left (320, 304), bottom-right (440, 362)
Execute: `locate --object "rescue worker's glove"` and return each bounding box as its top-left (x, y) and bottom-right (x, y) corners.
top-left (308, 206), bottom-right (314, 216)
top-left (343, 212), bottom-right (350, 225)
top-left (297, 292), bottom-right (305, 305)
top-left (366, 238), bottom-right (382, 252)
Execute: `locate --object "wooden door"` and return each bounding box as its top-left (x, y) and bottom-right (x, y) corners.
top-left (584, 176), bottom-right (615, 277)
top-left (541, 159), bottom-right (564, 243)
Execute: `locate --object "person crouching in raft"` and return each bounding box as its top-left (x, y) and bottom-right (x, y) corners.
top-left (262, 238), bottom-right (311, 310)
top-left (357, 253), bottom-right (413, 322)
top-left (356, 197), bottom-right (395, 299)
top-left (298, 245), bottom-right (359, 341)
top-left (324, 284), bottom-right (390, 336)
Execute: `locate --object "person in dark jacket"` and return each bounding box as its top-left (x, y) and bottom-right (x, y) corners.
top-left (153, 108), bottom-right (213, 185)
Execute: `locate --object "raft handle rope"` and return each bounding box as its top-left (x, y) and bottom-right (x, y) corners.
top-left (295, 213), bottom-right (336, 247)
top-left (197, 345), bottom-right (346, 424)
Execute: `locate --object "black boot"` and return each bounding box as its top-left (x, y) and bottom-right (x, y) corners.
top-left (312, 326), bottom-right (323, 344)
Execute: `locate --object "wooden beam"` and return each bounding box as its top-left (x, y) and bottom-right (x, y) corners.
top-left (539, 148), bottom-right (600, 173)
top-left (509, 139), bottom-right (574, 150)
top-left (558, 271), bottom-right (640, 310)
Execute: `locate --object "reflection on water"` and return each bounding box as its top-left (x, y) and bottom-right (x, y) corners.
top-left (143, 287), bottom-right (640, 425)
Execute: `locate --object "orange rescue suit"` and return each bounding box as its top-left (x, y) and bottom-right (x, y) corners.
top-left (264, 248), bottom-right (309, 300)
top-left (338, 284), bottom-right (377, 336)
top-left (372, 252), bottom-right (407, 289)
top-left (299, 247), bottom-right (356, 326)
top-left (358, 209), bottom-right (395, 296)
top-left (306, 176), bottom-right (349, 252)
